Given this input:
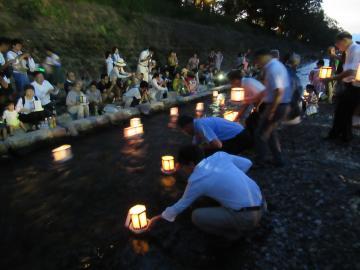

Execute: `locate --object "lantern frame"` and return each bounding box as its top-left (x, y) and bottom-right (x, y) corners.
top-left (130, 118), bottom-right (142, 128)
top-left (52, 144), bottom-right (73, 163)
top-left (170, 107), bottom-right (179, 116)
top-left (319, 66), bottom-right (332, 79)
top-left (231, 87), bottom-right (245, 102)
top-left (125, 204), bottom-right (149, 234)
top-left (196, 102), bottom-right (204, 112)
top-left (161, 155), bottom-right (176, 175)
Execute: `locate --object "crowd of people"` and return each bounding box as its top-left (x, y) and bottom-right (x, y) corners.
top-left (145, 31), bottom-right (360, 241)
top-left (0, 37), bottom-right (229, 139)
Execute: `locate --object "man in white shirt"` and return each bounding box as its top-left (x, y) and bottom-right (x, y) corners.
top-left (137, 48), bottom-right (154, 83)
top-left (6, 39), bottom-right (30, 96)
top-left (253, 48), bottom-right (293, 167)
top-left (31, 72), bottom-right (58, 114)
top-left (148, 145), bottom-right (265, 241)
top-left (325, 32), bottom-right (360, 142)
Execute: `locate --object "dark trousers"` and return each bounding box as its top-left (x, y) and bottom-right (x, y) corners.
top-left (204, 129), bottom-right (253, 157)
top-left (329, 83), bottom-right (360, 141)
top-left (222, 129), bottom-right (253, 154)
top-left (255, 103), bottom-right (290, 164)
top-left (19, 111), bottom-right (46, 126)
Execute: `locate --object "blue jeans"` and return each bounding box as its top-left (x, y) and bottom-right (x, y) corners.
top-left (255, 104), bottom-right (290, 164)
top-left (13, 72), bottom-right (29, 96)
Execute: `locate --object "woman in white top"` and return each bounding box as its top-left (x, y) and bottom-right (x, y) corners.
top-left (16, 84), bottom-right (46, 128)
top-left (151, 73), bottom-right (168, 101)
top-left (105, 51), bottom-right (113, 76)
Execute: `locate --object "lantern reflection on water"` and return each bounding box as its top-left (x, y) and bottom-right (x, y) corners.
top-left (52, 144), bottom-right (73, 163)
top-left (231, 87), bottom-right (245, 102)
top-left (223, 111), bottom-right (238, 122)
top-left (124, 124), bottom-right (144, 138)
top-left (319, 67), bottom-right (332, 79)
top-left (125, 204), bottom-right (149, 234)
top-left (161, 155), bottom-right (176, 174)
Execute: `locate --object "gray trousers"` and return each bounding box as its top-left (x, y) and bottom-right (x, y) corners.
top-left (192, 207), bottom-right (263, 241)
top-left (255, 103), bottom-right (290, 164)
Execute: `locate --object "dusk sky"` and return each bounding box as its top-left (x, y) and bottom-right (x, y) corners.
top-left (323, 0), bottom-right (359, 35)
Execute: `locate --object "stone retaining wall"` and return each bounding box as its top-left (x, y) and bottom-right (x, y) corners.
top-left (0, 86), bottom-right (229, 155)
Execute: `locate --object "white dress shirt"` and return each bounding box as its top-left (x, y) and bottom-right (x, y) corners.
top-left (343, 42), bottom-right (360, 83)
top-left (241, 77), bottom-right (266, 98)
top-left (151, 78), bottom-right (168, 91)
top-left (31, 80), bottom-right (57, 106)
top-left (161, 152), bottom-right (262, 222)
top-left (263, 58), bottom-right (292, 103)
top-left (138, 49), bottom-right (150, 66)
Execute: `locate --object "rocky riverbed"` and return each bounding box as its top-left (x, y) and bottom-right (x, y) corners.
top-left (0, 98), bottom-right (359, 270)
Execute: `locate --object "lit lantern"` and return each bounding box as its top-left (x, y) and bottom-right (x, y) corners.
top-left (52, 144), bottom-right (73, 163)
top-left (124, 124), bottom-right (144, 138)
top-left (356, 63), bottom-right (360, 82)
top-left (125, 204), bottom-right (149, 234)
top-left (170, 107), bottom-right (179, 116)
top-left (231, 87), bottom-right (245, 102)
top-left (161, 155), bottom-right (176, 174)
top-left (196, 102), bottom-right (204, 111)
top-left (213, 90), bottom-right (219, 98)
top-left (319, 66), bottom-right (332, 79)
top-left (223, 111), bottom-right (238, 122)
top-left (130, 118), bottom-right (142, 127)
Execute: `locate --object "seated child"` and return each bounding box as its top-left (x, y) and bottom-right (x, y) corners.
top-left (2, 102), bottom-right (26, 135)
top-left (304, 84), bottom-right (319, 116)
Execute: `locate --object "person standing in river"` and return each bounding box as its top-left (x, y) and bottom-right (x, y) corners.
top-left (324, 32), bottom-right (360, 143)
top-left (253, 48), bottom-right (293, 167)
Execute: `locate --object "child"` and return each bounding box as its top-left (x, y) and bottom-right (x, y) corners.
top-left (2, 102), bottom-right (26, 135)
top-left (308, 59), bottom-right (326, 98)
top-left (304, 84), bottom-right (319, 116)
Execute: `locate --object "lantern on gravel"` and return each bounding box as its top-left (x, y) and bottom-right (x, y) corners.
top-left (125, 205), bottom-right (149, 233)
top-left (319, 66), bottom-right (332, 79)
top-left (52, 144), bottom-right (73, 163)
top-left (231, 87), bottom-right (245, 102)
top-left (161, 155), bottom-right (176, 175)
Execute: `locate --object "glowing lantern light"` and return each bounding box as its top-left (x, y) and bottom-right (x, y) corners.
top-left (223, 111), bottom-right (238, 122)
top-left (196, 102), bottom-right (204, 111)
top-left (52, 144), bottom-right (73, 163)
top-left (170, 107), bottom-right (179, 116)
top-left (319, 67), bottom-right (332, 79)
top-left (124, 124), bottom-right (144, 138)
top-left (125, 204), bottom-right (149, 234)
top-left (356, 64), bottom-right (360, 82)
top-left (231, 87), bottom-right (245, 102)
top-left (213, 91), bottom-right (219, 98)
top-left (130, 118), bottom-right (141, 127)
top-left (161, 155), bottom-right (176, 175)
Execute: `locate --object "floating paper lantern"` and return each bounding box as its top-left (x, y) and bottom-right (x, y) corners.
top-left (356, 63), bottom-right (360, 82)
top-left (196, 102), bottom-right (204, 111)
top-left (52, 144), bottom-right (73, 163)
top-left (223, 111), bottom-right (238, 122)
top-left (213, 91), bottom-right (219, 98)
top-left (125, 205), bottom-right (149, 233)
top-left (319, 66), bottom-right (332, 79)
top-left (130, 118), bottom-right (142, 127)
top-left (170, 107), bottom-right (179, 116)
top-left (124, 124), bottom-right (144, 138)
top-left (161, 155), bottom-right (176, 174)
top-left (231, 87), bottom-right (245, 102)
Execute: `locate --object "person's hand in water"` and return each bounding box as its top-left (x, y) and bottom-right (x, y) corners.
top-left (146, 215), bottom-right (162, 231)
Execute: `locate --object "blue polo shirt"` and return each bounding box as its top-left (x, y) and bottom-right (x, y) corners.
top-left (193, 117), bottom-right (244, 143)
